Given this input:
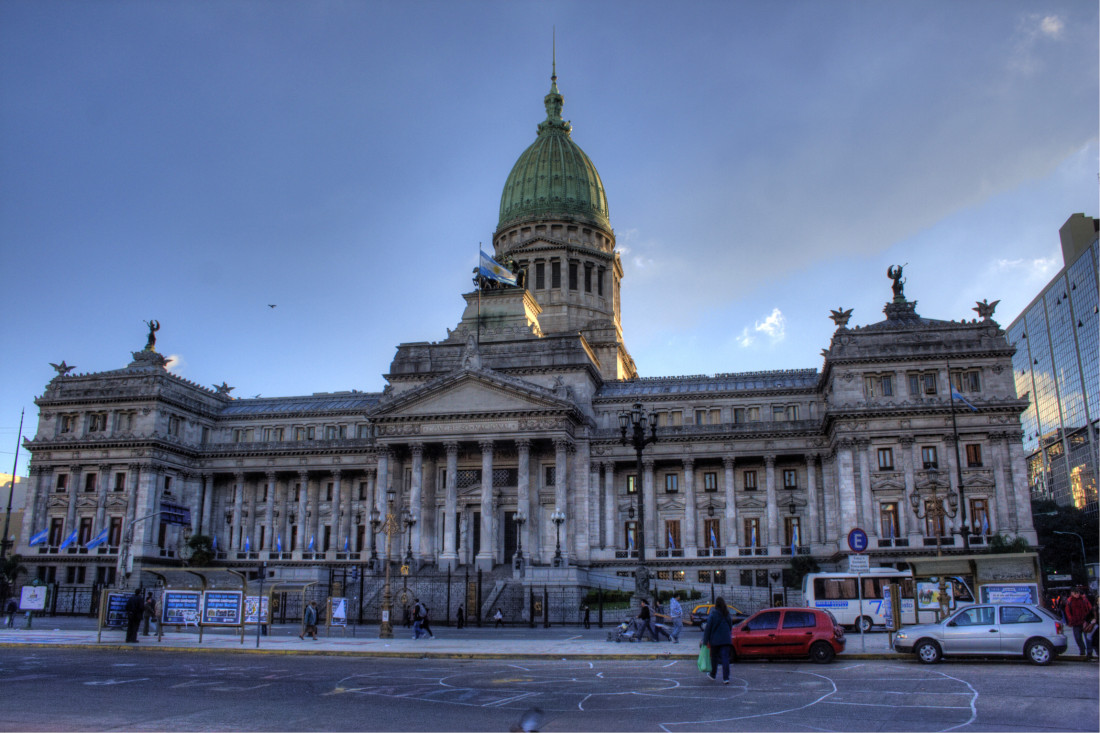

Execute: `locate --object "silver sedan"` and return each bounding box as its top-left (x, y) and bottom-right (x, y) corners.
top-left (893, 603), bottom-right (1068, 665)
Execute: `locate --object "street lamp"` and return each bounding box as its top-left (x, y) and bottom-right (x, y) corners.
top-left (403, 509), bottom-right (417, 565)
top-left (910, 472), bottom-right (959, 619)
top-left (513, 510), bottom-right (527, 568)
top-left (1054, 530), bottom-right (1087, 580)
top-left (368, 507), bottom-right (381, 569)
top-left (378, 488), bottom-right (399, 639)
top-left (619, 402), bottom-right (658, 599)
top-left (551, 509), bottom-right (565, 567)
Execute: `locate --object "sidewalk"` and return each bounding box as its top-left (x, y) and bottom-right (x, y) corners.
top-left (0, 620), bottom-right (901, 660)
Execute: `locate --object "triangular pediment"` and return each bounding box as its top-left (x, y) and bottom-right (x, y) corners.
top-left (371, 368), bottom-right (577, 420)
top-left (737, 497), bottom-right (767, 510)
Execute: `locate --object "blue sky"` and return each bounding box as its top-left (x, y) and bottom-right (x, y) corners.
top-left (1, 0), bottom-right (1096, 477)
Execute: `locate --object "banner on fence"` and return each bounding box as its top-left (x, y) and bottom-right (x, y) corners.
top-left (244, 596), bottom-right (269, 624)
top-left (162, 591), bottom-right (202, 625)
top-left (202, 591), bottom-right (243, 625)
top-left (329, 597), bottom-right (347, 627)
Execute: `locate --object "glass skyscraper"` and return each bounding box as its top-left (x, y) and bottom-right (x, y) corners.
top-left (1007, 214), bottom-right (1099, 516)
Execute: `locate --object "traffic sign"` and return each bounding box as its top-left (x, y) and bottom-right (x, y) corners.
top-left (847, 528), bottom-right (869, 553)
top-left (848, 554), bottom-right (870, 573)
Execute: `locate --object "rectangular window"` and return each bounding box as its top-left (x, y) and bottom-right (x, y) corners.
top-left (626, 475), bottom-right (637, 494)
top-left (535, 262), bottom-right (545, 289)
top-left (971, 498), bottom-right (990, 535)
top-left (784, 517), bottom-right (802, 547)
top-left (882, 375), bottom-right (893, 396)
top-left (703, 518), bottom-right (721, 548)
top-left (49, 517), bottom-right (64, 545)
top-left (597, 267), bottom-right (604, 296)
top-left (951, 369), bottom-right (982, 393)
top-left (877, 448), bottom-right (895, 471)
top-left (695, 409), bottom-right (707, 425)
top-left (307, 426), bottom-right (315, 440)
top-left (163, 476), bottom-right (172, 494)
top-left (709, 408), bottom-right (721, 424)
top-left (733, 407), bottom-right (744, 424)
top-left (323, 525), bottom-right (331, 552)
top-left (157, 522), bottom-right (167, 549)
top-left (743, 470), bottom-right (757, 490)
top-left (782, 469), bottom-right (798, 489)
top-left (60, 414), bottom-right (75, 434)
top-left (624, 521), bottom-right (637, 551)
top-left (325, 426), bottom-right (337, 440)
top-left (909, 372), bottom-right (938, 396)
top-left (114, 472), bottom-right (126, 491)
top-left (664, 474), bottom-right (679, 493)
top-left (88, 413), bottom-right (107, 432)
top-left (79, 517), bottom-right (93, 544)
top-left (921, 446), bottom-right (939, 469)
top-left (295, 427), bottom-right (306, 441)
top-left (358, 481), bottom-right (367, 501)
top-left (109, 516), bottom-right (123, 546)
top-left (357, 424), bottom-right (369, 439)
top-left (338, 425), bottom-right (347, 439)
top-left (168, 416), bottom-right (181, 436)
top-left (326, 482), bottom-right (334, 501)
top-left (665, 519), bottom-right (681, 549)
top-left (568, 262), bottom-right (578, 290)
top-left (924, 500), bottom-right (946, 537)
top-left (703, 472), bottom-right (718, 492)
top-left (773, 406), bottom-right (786, 420)
top-left (880, 502), bottom-right (899, 538)
top-left (551, 260), bottom-right (561, 288)
top-left (584, 264), bottom-right (592, 292)
top-left (201, 427), bottom-right (210, 444)
top-left (668, 411), bottom-right (682, 426)
top-left (965, 444), bottom-right (983, 467)
top-left (787, 405), bottom-right (799, 420)
top-left (262, 427), bottom-right (272, 441)
top-left (744, 518), bottom-right (761, 547)
top-left (84, 473), bottom-right (97, 493)
top-left (56, 474), bottom-right (68, 492)
top-left (275, 427), bottom-right (285, 441)
top-left (545, 466), bottom-right (556, 487)
top-left (654, 412), bottom-right (667, 427)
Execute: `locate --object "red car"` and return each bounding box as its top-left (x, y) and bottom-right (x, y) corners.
top-left (730, 607), bottom-right (846, 663)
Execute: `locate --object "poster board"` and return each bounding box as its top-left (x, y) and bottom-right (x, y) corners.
top-left (979, 584), bottom-right (1039, 605)
top-left (244, 596), bottom-right (270, 624)
top-left (104, 592), bottom-right (130, 628)
top-left (162, 590), bottom-right (202, 626)
top-left (202, 590), bottom-right (243, 625)
top-left (916, 581), bottom-right (954, 611)
top-left (329, 597), bottom-right (347, 627)
top-left (20, 585), bottom-right (48, 611)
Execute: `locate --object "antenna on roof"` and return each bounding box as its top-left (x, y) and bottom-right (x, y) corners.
top-left (552, 26), bottom-right (556, 82)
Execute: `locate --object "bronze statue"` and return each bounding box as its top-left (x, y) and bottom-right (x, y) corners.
top-left (829, 307), bottom-right (853, 328)
top-left (973, 299), bottom-right (1000, 320)
top-left (49, 361), bottom-right (76, 376)
top-left (887, 265), bottom-right (906, 301)
top-left (143, 319), bottom-right (160, 352)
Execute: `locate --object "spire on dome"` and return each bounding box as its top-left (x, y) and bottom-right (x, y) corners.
top-left (540, 31), bottom-right (569, 134)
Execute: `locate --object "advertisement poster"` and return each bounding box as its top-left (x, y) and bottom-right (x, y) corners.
top-left (20, 585), bottom-right (48, 611)
top-left (980, 584), bottom-right (1039, 604)
top-left (916, 581), bottom-right (954, 611)
top-left (104, 592), bottom-right (130, 628)
top-left (162, 591), bottom-right (202, 625)
top-left (244, 596), bottom-right (270, 624)
top-left (330, 597), bottom-right (347, 627)
top-left (881, 587), bottom-right (893, 630)
top-left (202, 591), bottom-right (243, 625)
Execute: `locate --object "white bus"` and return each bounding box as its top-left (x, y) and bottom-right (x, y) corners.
top-left (802, 568), bottom-right (916, 632)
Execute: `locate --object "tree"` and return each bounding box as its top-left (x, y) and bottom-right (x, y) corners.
top-left (988, 534), bottom-right (1031, 554)
top-left (790, 555), bottom-right (821, 589)
top-left (0, 553), bottom-right (27, 606)
top-left (1031, 499), bottom-right (1098, 587)
top-left (184, 534), bottom-right (215, 567)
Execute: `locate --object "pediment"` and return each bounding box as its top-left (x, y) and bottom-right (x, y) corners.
top-left (371, 369), bottom-right (576, 420)
top-left (657, 497), bottom-right (683, 512)
top-left (737, 497), bottom-right (766, 510)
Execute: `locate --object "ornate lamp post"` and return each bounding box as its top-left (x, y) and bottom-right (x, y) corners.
top-left (368, 507), bottom-right (381, 569)
top-left (551, 509), bottom-right (565, 567)
top-left (378, 488), bottom-right (399, 639)
top-left (910, 472), bottom-right (958, 619)
top-left (513, 510), bottom-right (527, 569)
top-left (403, 509), bottom-right (417, 565)
top-left (619, 402), bottom-right (657, 599)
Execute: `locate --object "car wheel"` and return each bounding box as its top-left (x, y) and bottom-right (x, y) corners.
top-left (810, 641), bottom-right (835, 664)
top-left (915, 639), bottom-right (942, 664)
top-left (1025, 640), bottom-right (1053, 666)
top-left (855, 615), bottom-right (873, 633)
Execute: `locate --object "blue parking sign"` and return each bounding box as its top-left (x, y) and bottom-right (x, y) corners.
top-left (847, 528), bottom-right (868, 553)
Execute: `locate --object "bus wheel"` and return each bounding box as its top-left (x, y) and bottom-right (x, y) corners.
top-left (856, 616), bottom-right (873, 633)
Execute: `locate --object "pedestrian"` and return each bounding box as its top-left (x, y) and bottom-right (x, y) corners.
top-left (124, 589), bottom-right (143, 643)
top-left (402, 605), bottom-right (412, 628)
top-left (456, 604), bottom-right (465, 629)
top-left (668, 593), bottom-right (683, 644)
top-left (142, 592), bottom-right (157, 637)
top-left (494, 608), bottom-right (504, 628)
top-left (583, 604), bottom-right (591, 629)
top-left (300, 600), bottom-right (319, 640)
top-left (637, 599), bottom-right (657, 642)
top-left (1064, 586), bottom-right (1093, 657)
top-left (412, 598), bottom-right (424, 639)
top-left (702, 596), bottom-right (734, 684)
top-left (419, 601), bottom-right (435, 639)
top-left (1083, 607), bottom-right (1098, 662)
top-left (5, 597), bottom-right (16, 628)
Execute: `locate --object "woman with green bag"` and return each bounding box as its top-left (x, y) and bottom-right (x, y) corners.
top-left (696, 642), bottom-right (711, 672)
top-left (701, 597), bottom-right (734, 683)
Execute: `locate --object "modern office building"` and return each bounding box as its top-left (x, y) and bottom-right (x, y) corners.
top-left (17, 70), bottom-right (1038, 599)
top-left (1006, 214), bottom-right (1099, 517)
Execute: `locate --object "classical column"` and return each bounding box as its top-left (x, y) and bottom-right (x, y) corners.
top-left (898, 437), bottom-right (916, 540)
top-left (723, 457), bottom-right (738, 549)
top-left (200, 474), bottom-right (213, 536)
top-left (573, 440), bottom-right (590, 562)
top-left (806, 454), bottom-right (819, 545)
top-left (140, 467), bottom-right (161, 548)
top-left (95, 464), bottom-right (110, 533)
top-left (20, 466), bottom-right (46, 548)
top-left (263, 471), bottom-right (276, 551)
top-left (296, 470), bottom-right (308, 552)
top-left (682, 457), bottom-right (697, 556)
top-left (313, 473), bottom-right (324, 554)
top-left (409, 443), bottom-right (424, 560)
top-left (642, 458), bottom-right (656, 557)
top-left (516, 439), bottom-right (532, 560)
top-left (857, 440), bottom-right (876, 538)
top-left (589, 452), bottom-right (601, 552)
top-left (124, 465), bottom-right (140, 541)
top-left (65, 465), bottom-right (81, 539)
top-left (440, 441), bottom-right (459, 567)
top-left (1006, 432), bottom-right (1035, 539)
top-left (943, 436), bottom-right (961, 535)
top-left (329, 469), bottom-right (343, 552)
top-left (835, 441), bottom-right (858, 544)
top-left (764, 455), bottom-right (778, 553)
top-left (821, 453), bottom-right (838, 545)
top-left (554, 439), bottom-right (569, 564)
top-left (477, 440), bottom-right (495, 567)
top-left (248, 479), bottom-right (260, 550)
top-left (990, 433), bottom-right (1013, 532)
top-left (602, 462), bottom-right (615, 551)
top-left (229, 473), bottom-right (243, 550)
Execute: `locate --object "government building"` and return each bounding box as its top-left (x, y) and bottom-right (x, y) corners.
top-left (18, 70), bottom-right (1039, 614)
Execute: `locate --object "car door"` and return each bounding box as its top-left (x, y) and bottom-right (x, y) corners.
top-left (734, 610), bottom-right (782, 657)
top-left (775, 610), bottom-right (818, 656)
top-left (997, 605), bottom-right (1045, 655)
top-left (942, 605), bottom-right (999, 654)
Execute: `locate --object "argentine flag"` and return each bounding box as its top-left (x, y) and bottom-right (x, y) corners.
top-left (790, 525), bottom-right (799, 557)
top-left (344, 536), bottom-right (349, 551)
top-left (627, 531), bottom-right (634, 551)
top-left (276, 534), bottom-right (283, 552)
top-left (244, 536), bottom-right (250, 552)
top-left (84, 527), bottom-right (109, 550)
top-left (478, 250), bottom-right (517, 287)
top-left (981, 514), bottom-right (990, 536)
top-left (212, 534), bottom-right (218, 550)
top-left (58, 529), bottom-right (78, 550)
top-left (308, 534), bottom-right (315, 551)
top-left (709, 526), bottom-right (718, 548)
top-left (28, 528), bottom-right (49, 546)
top-left (950, 387), bottom-right (979, 412)
top-left (750, 524), bottom-right (757, 548)
top-left (667, 529), bottom-right (675, 550)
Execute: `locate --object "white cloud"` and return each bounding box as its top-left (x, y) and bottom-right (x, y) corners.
top-left (737, 308), bottom-right (786, 348)
top-left (165, 354), bottom-right (185, 372)
top-left (1040, 15), bottom-right (1064, 38)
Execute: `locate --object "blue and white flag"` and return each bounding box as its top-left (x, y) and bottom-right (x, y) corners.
top-left (667, 529), bottom-right (675, 550)
top-left (84, 527), bottom-right (109, 550)
top-left (950, 387), bottom-right (979, 412)
top-left (790, 525), bottom-right (799, 556)
top-left (981, 514), bottom-right (990, 536)
top-left (244, 536), bottom-right (250, 552)
top-left (709, 526), bottom-right (718, 548)
top-left (28, 528), bottom-right (49, 546)
top-left (627, 531), bottom-right (634, 551)
top-left (344, 536), bottom-right (349, 551)
top-left (750, 523), bottom-right (757, 548)
top-left (212, 534), bottom-right (218, 550)
top-left (276, 534), bottom-right (283, 552)
top-left (308, 534), bottom-right (315, 551)
top-left (478, 249), bottom-right (517, 286)
top-left (58, 529), bottom-right (78, 550)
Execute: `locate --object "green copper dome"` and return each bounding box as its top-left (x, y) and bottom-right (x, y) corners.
top-left (498, 72), bottom-right (610, 232)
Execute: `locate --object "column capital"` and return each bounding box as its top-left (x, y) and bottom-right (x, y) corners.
top-left (642, 459), bottom-right (655, 471)
top-left (331, 468), bottom-right (342, 479)
top-left (297, 469), bottom-right (308, 481)
top-left (235, 471), bottom-right (245, 482)
top-left (553, 437), bottom-right (572, 452)
top-left (855, 437), bottom-right (872, 449)
top-left (443, 441), bottom-right (460, 454)
top-left (69, 464), bottom-right (82, 473)
top-left (722, 456), bottom-right (736, 470)
top-left (514, 437), bottom-right (532, 451)
top-left (266, 470), bottom-right (277, 481)
top-left (805, 452), bottom-right (820, 465)
top-left (682, 456), bottom-right (695, 469)
top-left (764, 454), bottom-right (776, 468)
top-left (478, 439), bottom-right (495, 453)
top-left (409, 442), bottom-right (424, 458)
top-left (128, 463), bottom-right (143, 473)
top-left (378, 446), bottom-right (394, 459)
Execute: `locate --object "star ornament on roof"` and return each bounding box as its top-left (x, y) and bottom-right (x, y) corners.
top-left (50, 360), bottom-right (76, 376)
top-left (829, 308), bottom-right (853, 327)
top-left (214, 382), bottom-right (235, 396)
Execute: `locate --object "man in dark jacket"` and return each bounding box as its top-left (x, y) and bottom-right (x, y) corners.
top-left (124, 589), bottom-right (144, 643)
top-left (702, 597), bottom-right (734, 683)
top-left (637, 599), bottom-right (657, 641)
top-left (1064, 587), bottom-right (1093, 656)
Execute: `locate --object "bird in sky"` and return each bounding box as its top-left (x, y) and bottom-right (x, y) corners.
top-left (268, 304), bottom-right (277, 309)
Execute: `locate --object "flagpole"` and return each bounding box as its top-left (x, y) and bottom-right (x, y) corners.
top-left (946, 358), bottom-right (969, 540)
top-left (1, 408), bottom-right (24, 560)
top-left (476, 243), bottom-right (482, 350)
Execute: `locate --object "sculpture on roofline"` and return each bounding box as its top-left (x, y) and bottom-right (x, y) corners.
top-left (887, 265), bottom-right (906, 302)
top-left (973, 299), bottom-right (1000, 321)
top-left (49, 361), bottom-right (76, 377)
top-left (829, 308), bottom-right (853, 328)
top-left (143, 319), bottom-right (160, 352)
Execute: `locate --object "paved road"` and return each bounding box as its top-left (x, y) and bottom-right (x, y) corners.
top-left (2, 648), bottom-right (1096, 732)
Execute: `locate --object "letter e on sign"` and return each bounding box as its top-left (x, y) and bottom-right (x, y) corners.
top-left (847, 528), bottom-right (868, 553)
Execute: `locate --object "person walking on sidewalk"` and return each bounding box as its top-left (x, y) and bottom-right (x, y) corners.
top-left (419, 601), bottom-right (435, 639)
top-left (583, 604), bottom-right (591, 629)
top-left (494, 608), bottom-right (504, 628)
top-left (300, 601), bottom-right (319, 640)
top-left (5, 598), bottom-right (17, 628)
top-left (637, 599), bottom-right (657, 641)
top-left (142, 593), bottom-right (157, 637)
top-left (702, 597), bottom-right (734, 684)
top-left (456, 604), bottom-right (465, 629)
top-left (412, 598), bottom-right (424, 639)
top-left (124, 589), bottom-right (143, 643)
top-left (1064, 587), bottom-right (1093, 657)
top-left (667, 594), bottom-right (683, 643)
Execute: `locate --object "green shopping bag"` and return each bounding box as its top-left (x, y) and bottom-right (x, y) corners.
top-left (697, 644), bottom-right (711, 672)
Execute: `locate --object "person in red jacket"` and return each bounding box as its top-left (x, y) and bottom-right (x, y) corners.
top-left (1063, 586), bottom-right (1093, 657)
